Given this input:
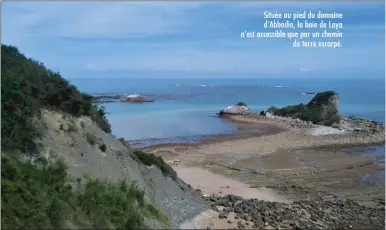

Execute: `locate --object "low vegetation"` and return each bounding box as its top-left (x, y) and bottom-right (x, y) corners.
top-left (99, 143), bottom-right (107, 152)
top-left (133, 150), bottom-right (177, 180)
top-left (2, 155), bottom-right (166, 229)
top-left (236, 102), bottom-right (247, 106)
top-left (85, 133), bottom-right (97, 145)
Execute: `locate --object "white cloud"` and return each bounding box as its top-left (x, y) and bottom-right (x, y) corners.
top-left (3, 2), bottom-right (207, 42)
top-left (2, 2), bottom-right (384, 77)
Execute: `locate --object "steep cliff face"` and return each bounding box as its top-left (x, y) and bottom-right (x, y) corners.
top-left (36, 110), bottom-right (208, 228)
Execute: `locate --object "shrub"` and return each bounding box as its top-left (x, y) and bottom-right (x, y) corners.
top-left (1, 155), bottom-right (164, 229)
top-left (80, 121), bottom-right (85, 129)
top-left (1, 155), bottom-right (72, 229)
top-left (67, 123), bottom-right (78, 132)
top-left (78, 179), bottom-right (147, 229)
top-left (133, 150), bottom-right (177, 180)
top-left (85, 133), bottom-right (97, 145)
top-left (99, 143), bottom-right (107, 152)
top-left (118, 137), bottom-right (133, 151)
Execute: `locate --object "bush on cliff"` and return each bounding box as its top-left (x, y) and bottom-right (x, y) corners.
top-left (266, 91), bottom-right (340, 126)
top-left (133, 150), bottom-right (177, 180)
top-left (1, 155), bottom-right (160, 229)
top-left (1, 45), bottom-right (111, 151)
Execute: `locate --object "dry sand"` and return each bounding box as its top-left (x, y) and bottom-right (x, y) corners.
top-left (174, 166), bottom-right (290, 203)
top-left (176, 166), bottom-right (285, 229)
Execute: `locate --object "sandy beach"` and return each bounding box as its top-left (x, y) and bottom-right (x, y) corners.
top-left (142, 114), bottom-right (385, 229)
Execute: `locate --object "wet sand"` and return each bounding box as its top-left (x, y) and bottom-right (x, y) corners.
top-left (142, 115), bottom-right (384, 155)
top-left (146, 115), bottom-right (384, 201)
top-left (175, 166), bottom-right (290, 203)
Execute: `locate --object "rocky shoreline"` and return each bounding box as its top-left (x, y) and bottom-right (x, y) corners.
top-left (201, 194), bottom-right (385, 230)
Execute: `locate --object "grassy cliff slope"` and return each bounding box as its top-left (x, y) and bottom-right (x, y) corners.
top-left (1, 45), bottom-right (207, 229)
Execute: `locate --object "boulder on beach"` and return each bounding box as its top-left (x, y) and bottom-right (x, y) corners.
top-left (219, 102), bottom-right (250, 116)
top-left (263, 91), bottom-right (340, 126)
top-left (123, 94), bottom-right (154, 103)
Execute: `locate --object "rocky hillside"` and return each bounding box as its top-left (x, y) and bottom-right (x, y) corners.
top-left (264, 91), bottom-right (341, 126)
top-left (38, 110), bottom-right (208, 228)
top-left (1, 45), bottom-right (207, 229)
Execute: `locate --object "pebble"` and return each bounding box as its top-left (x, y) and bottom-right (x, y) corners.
top-left (205, 194), bottom-right (385, 229)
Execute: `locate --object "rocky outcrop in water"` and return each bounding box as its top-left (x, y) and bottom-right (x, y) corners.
top-left (219, 103), bottom-right (250, 116)
top-left (262, 91), bottom-right (340, 126)
top-left (203, 194), bottom-right (385, 229)
top-left (123, 94), bottom-right (154, 103)
top-left (92, 95), bottom-right (122, 103)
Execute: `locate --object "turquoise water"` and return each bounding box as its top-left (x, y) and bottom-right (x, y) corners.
top-left (71, 78), bottom-right (385, 142)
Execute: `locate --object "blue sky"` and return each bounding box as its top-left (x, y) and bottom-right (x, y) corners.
top-left (2, 2), bottom-right (385, 79)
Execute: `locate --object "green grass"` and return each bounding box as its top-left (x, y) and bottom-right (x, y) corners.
top-left (133, 150), bottom-right (177, 180)
top-left (1, 155), bottom-right (167, 229)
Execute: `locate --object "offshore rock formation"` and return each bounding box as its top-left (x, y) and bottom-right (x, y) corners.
top-left (123, 94), bottom-right (154, 103)
top-left (263, 91), bottom-right (340, 126)
top-left (219, 102), bottom-right (250, 116)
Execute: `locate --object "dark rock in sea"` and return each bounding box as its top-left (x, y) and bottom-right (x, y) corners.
top-left (123, 94), bottom-right (154, 103)
top-left (219, 103), bottom-right (250, 116)
top-left (265, 91), bottom-right (341, 126)
top-left (92, 95), bottom-right (122, 103)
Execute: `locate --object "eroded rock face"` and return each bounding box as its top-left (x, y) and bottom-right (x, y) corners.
top-left (219, 104), bottom-right (250, 116)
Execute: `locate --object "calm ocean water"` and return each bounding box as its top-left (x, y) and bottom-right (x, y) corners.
top-left (71, 78), bottom-right (385, 143)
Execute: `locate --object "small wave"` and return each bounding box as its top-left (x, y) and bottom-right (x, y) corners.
top-left (174, 84), bottom-right (182, 87)
top-left (197, 84), bottom-right (213, 87)
top-left (275, 85), bottom-right (290, 88)
top-left (301, 92), bottom-right (315, 95)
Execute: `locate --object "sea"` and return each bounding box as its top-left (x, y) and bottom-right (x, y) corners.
top-left (70, 78), bottom-right (385, 147)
